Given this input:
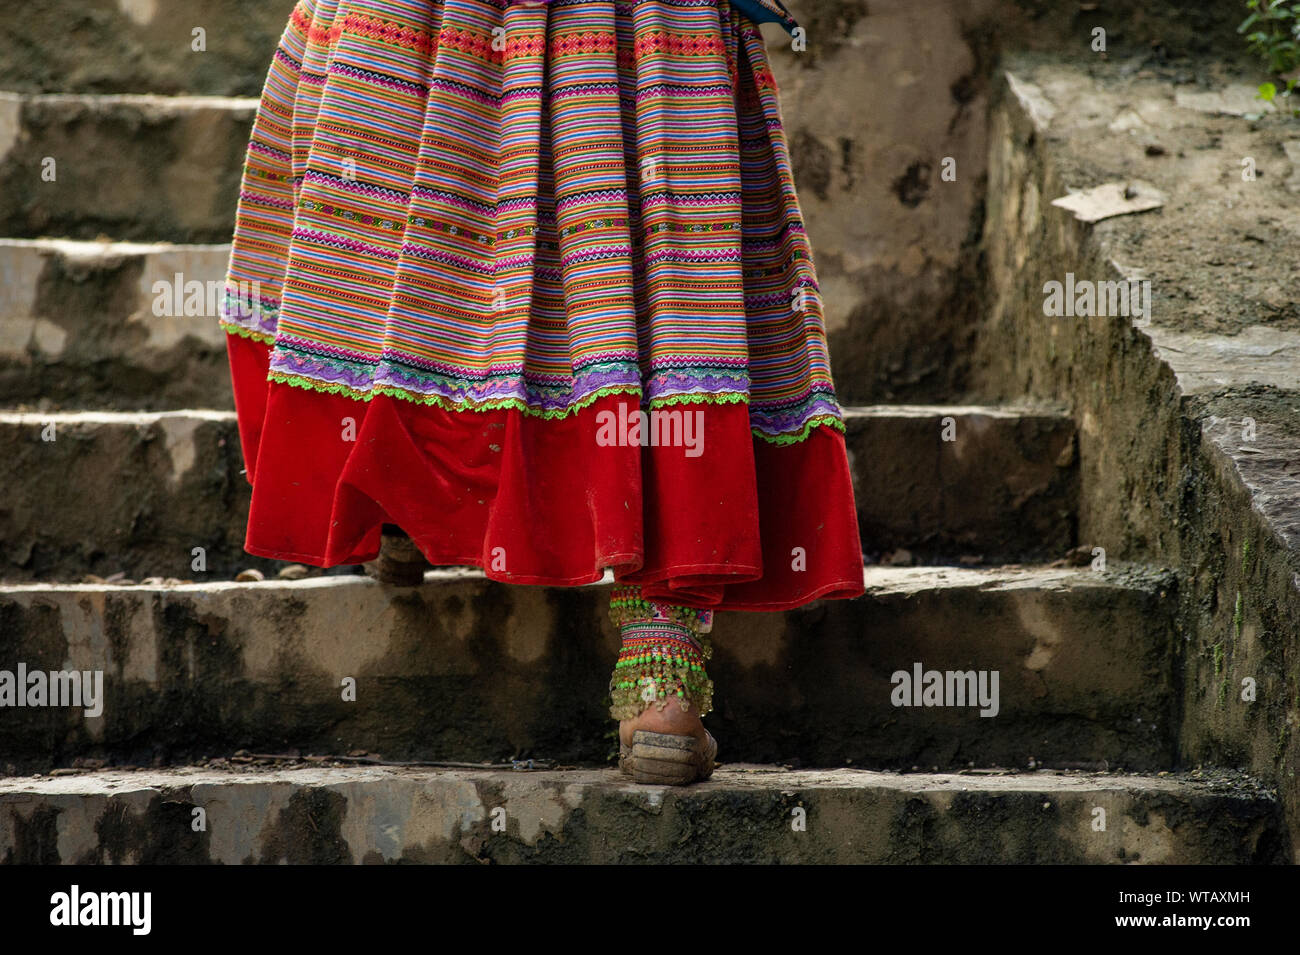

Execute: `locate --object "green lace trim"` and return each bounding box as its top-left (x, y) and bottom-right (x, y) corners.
top-left (371, 382), bottom-right (646, 420)
top-left (652, 391), bottom-right (748, 408)
top-left (264, 371), bottom-right (648, 420)
top-left (264, 369), bottom-right (842, 443)
top-left (221, 321), bottom-right (275, 345)
top-left (763, 414), bottom-right (848, 444)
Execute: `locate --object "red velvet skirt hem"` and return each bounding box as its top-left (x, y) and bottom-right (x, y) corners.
top-left (227, 333), bottom-right (865, 611)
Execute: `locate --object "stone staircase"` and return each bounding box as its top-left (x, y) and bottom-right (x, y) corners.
top-left (0, 0), bottom-right (1293, 864)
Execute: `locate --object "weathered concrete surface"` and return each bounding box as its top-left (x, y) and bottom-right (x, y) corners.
top-left (0, 406), bottom-right (1075, 578)
top-left (778, 0), bottom-right (1000, 403)
top-left (0, 239), bottom-right (232, 410)
top-left (775, 0), bottom-right (1249, 403)
top-left (974, 55), bottom-right (1300, 856)
top-left (0, 566), bottom-right (1177, 772)
top-left (0, 92), bottom-right (254, 242)
top-left (844, 404), bottom-right (1076, 562)
top-left (0, 410), bottom-right (269, 581)
top-left (0, 0), bottom-right (297, 97)
top-left (0, 765), bottom-right (1284, 864)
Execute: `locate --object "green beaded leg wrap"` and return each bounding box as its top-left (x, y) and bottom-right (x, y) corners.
top-left (609, 586), bottom-right (714, 720)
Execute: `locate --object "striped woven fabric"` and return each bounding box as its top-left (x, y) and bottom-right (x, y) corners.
top-left (221, 0), bottom-right (841, 442)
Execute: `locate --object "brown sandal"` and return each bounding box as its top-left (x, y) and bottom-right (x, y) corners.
top-left (620, 729), bottom-right (717, 785)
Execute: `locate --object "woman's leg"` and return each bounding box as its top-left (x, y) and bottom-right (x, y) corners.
top-left (365, 524), bottom-right (430, 586)
top-left (609, 586), bottom-right (717, 783)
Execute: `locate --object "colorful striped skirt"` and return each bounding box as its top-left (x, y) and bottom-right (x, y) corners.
top-left (220, 0), bottom-right (864, 610)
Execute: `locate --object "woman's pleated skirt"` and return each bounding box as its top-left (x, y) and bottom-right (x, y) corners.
top-left (221, 0), bottom-right (864, 610)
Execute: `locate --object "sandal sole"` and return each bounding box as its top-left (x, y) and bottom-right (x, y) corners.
top-left (626, 730), bottom-right (716, 785)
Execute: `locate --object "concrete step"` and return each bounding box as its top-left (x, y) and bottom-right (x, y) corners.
top-left (0, 410), bottom-right (259, 581)
top-left (0, 764), bottom-right (1284, 864)
top-left (0, 405), bottom-right (1076, 579)
top-left (0, 92), bottom-right (254, 243)
top-left (0, 1), bottom-right (296, 98)
top-left (0, 239), bottom-right (231, 410)
top-left (844, 404), bottom-right (1075, 562)
top-left (0, 565), bottom-right (1177, 772)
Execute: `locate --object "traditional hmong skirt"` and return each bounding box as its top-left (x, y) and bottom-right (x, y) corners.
top-left (219, 0), bottom-right (864, 611)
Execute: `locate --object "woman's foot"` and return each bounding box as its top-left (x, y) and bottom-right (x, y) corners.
top-left (618, 698), bottom-right (716, 785)
top-left (608, 587), bottom-right (717, 784)
top-left (618, 697), bottom-right (708, 749)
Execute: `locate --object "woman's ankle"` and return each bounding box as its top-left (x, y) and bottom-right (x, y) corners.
top-left (619, 698), bottom-right (707, 746)
top-left (609, 587), bottom-right (717, 751)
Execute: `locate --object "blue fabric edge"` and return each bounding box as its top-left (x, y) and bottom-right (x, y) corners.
top-left (730, 0), bottom-right (799, 35)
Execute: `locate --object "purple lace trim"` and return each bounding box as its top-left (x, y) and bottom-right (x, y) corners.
top-left (220, 288), bottom-right (278, 338)
top-left (265, 342), bottom-right (842, 437)
top-left (226, 293), bottom-right (843, 436)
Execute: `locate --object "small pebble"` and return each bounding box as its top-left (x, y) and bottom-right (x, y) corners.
top-left (235, 568), bottom-right (265, 582)
top-left (278, 564), bottom-right (310, 580)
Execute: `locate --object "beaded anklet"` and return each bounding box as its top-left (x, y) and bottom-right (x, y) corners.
top-left (609, 586), bottom-right (715, 720)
